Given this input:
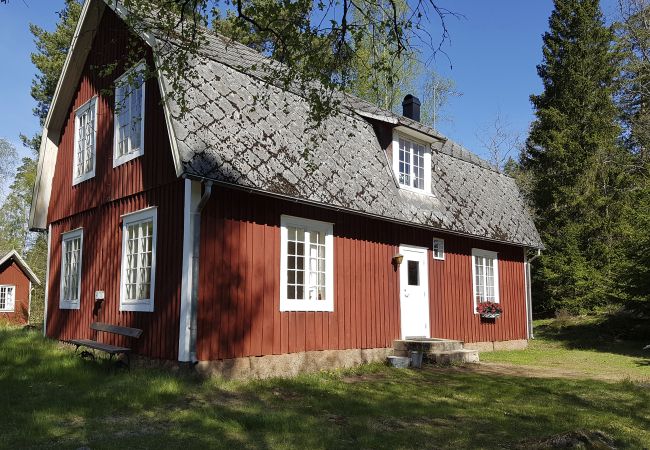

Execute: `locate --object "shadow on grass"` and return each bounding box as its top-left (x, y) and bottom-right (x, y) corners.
top-left (1, 325), bottom-right (649, 449)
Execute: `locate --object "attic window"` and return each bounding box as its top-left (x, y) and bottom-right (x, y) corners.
top-left (113, 62), bottom-right (146, 167)
top-left (392, 133), bottom-right (432, 194)
top-left (73, 96), bottom-right (97, 185)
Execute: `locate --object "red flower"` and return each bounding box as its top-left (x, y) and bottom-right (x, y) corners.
top-left (476, 301), bottom-right (502, 315)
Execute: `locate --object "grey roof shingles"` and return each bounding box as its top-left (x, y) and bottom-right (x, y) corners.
top-left (161, 33), bottom-right (543, 249)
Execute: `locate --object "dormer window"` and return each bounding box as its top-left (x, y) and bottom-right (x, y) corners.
top-left (72, 96), bottom-right (97, 185)
top-left (113, 62), bottom-right (146, 167)
top-left (392, 132), bottom-right (432, 194)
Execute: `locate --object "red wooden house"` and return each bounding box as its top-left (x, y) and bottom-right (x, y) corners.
top-left (29, 0), bottom-right (543, 375)
top-left (0, 251), bottom-right (41, 325)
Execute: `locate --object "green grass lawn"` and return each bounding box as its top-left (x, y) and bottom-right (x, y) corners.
top-left (1, 323), bottom-right (649, 449)
top-left (482, 316), bottom-right (650, 382)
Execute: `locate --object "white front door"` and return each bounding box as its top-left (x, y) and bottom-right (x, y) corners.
top-left (399, 245), bottom-right (430, 338)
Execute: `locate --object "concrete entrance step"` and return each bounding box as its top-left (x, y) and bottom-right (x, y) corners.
top-left (392, 338), bottom-right (480, 364)
top-left (393, 338), bottom-right (464, 353)
top-left (428, 349), bottom-right (480, 365)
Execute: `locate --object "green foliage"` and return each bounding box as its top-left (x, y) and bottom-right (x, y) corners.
top-left (523, 0), bottom-right (632, 314)
top-left (0, 157), bottom-right (37, 256)
top-left (0, 1), bottom-right (82, 324)
top-left (0, 324), bottom-right (649, 448)
top-left (0, 138), bottom-right (18, 198)
top-left (29, 0), bottom-right (82, 124)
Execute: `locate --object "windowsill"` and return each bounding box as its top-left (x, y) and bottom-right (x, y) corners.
top-left (113, 149), bottom-right (144, 168)
top-left (120, 301), bottom-right (154, 312)
top-left (397, 184), bottom-right (435, 197)
top-left (59, 302), bottom-right (80, 310)
top-left (72, 171), bottom-right (96, 186)
top-left (433, 256), bottom-right (445, 261)
top-left (0, 309), bottom-right (15, 313)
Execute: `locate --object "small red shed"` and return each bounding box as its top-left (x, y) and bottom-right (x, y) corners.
top-left (0, 251), bottom-right (41, 325)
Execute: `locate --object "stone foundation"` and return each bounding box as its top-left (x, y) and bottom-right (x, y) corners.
top-left (463, 339), bottom-right (528, 352)
top-left (195, 347), bottom-right (394, 379)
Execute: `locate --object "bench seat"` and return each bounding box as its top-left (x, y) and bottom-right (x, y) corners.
top-left (67, 339), bottom-right (131, 355)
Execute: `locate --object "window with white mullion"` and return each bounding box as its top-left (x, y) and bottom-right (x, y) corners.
top-left (114, 62), bottom-right (145, 166)
top-left (471, 248), bottom-right (500, 313)
top-left (73, 97), bottom-right (96, 184)
top-left (412, 142), bottom-right (425, 189)
top-left (120, 208), bottom-right (156, 312)
top-left (125, 219), bottom-right (153, 302)
top-left (396, 135), bottom-right (429, 192)
top-left (398, 138), bottom-right (411, 187)
top-left (281, 215), bottom-right (334, 312)
top-left (60, 229), bottom-right (83, 309)
top-left (0, 285), bottom-right (15, 312)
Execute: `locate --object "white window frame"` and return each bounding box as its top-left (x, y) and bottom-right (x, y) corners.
top-left (471, 248), bottom-right (500, 314)
top-left (60, 228), bottom-right (83, 310)
top-left (120, 207), bottom-right (157, 312)
top-left (0, 285), bottom-right (15, 312)
top-left (72, 96), bottom-right (98, 185)
top-left (432, 238), bottom-right (445, 260)
top-left (392, 132), bottom-right (432, 195)
top-left (280, 215), bottom-right (334, 312)
top-left (113, 61), bottom-right (146, 168)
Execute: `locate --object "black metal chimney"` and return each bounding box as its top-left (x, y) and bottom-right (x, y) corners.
top-left (402, 94), bottom-right (421, 122)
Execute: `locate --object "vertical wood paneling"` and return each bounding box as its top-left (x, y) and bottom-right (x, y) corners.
top-left (46, 182), bottom-right (184, 360)
top-left (47, 9), bottom-right (177, 226)
top-left (0, 262), bottom-right (32, 325)
top-left (195, 185), bottom-right (529, 361)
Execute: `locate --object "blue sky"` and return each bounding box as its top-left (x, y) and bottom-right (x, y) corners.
top-left (0, 0), bottom-right (620, 161)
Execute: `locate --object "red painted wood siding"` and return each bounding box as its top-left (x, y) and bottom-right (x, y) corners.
top-left (46, 184), bottom-right (184, 360)
top-left (47, 7), bottom-right (177, 224)
top-left (196, 186), bottom-right (527, 361)
top-left (44, 7), bottom-right (184, 360)
top-left (0, 262), bottom-right (31, 325)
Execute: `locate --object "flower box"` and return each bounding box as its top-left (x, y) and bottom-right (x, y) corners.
top-left (480, 312), bottom-right (501, 319)
top-left (476, 301), bottom-right (502, 319)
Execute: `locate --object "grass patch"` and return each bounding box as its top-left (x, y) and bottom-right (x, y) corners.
top-left (1, 324), bottom-right (649, 449)
top-left (482, 315), bottom-right (650, 382)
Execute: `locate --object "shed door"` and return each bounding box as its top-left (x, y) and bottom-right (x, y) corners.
top-left (399, 245), bottom-right (430, 338)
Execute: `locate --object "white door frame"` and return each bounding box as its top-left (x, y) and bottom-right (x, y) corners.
top-left (399, 244), bottom-right (430, 339)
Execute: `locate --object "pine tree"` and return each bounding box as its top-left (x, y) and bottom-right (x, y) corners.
top-left (616, 0), bottom-right (650, 310)
top-left (0, 0), bottom-right (82, 324)
top-left (523, 0), bottom-right (631, 313)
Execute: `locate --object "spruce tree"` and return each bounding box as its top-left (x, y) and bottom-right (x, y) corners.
top-left (524, 0), bottom-right (630, 313)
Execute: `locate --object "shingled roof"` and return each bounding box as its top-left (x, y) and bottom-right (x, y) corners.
top-left (30, 0), bottom-right (542, 248)
top-left (161, 33), bottom-right (543, 248)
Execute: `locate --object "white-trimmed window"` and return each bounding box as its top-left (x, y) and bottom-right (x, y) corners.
top-left (392, 133), bottom-right (432, 194)
top-left (471, 248), bottom-right (500, 312)
top-left (120, 207), bottom-right (157, 312)
top-left (280, 215), bottom-right (334, 312)
top-left (432, 238), bottom-right (445, 260)
top-left (73, 96), bottom-right (97, 185)
top-left (60, 228), bottom-right (83, 309)
top-left (0, 285), bottom-right (15, 312)
top-left (113, 62), bottom-right (146, 167)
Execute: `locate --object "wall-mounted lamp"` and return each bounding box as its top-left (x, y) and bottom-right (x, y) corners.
top-left (391, 253), bottom-right (404, 269)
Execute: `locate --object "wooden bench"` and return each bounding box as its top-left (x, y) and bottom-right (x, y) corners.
top-left (68, 322), bottom-right (143, 369)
